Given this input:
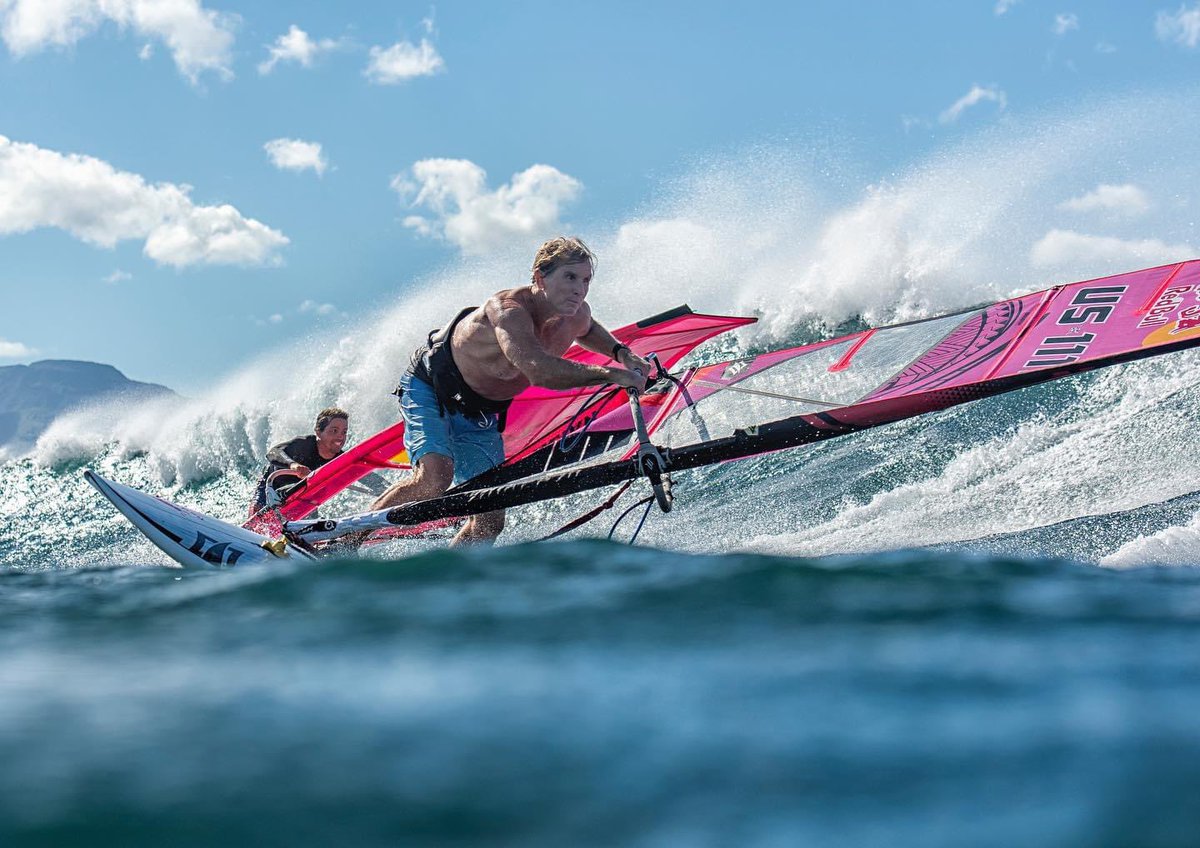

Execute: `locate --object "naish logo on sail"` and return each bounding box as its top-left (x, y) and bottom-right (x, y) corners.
top-left (1025, 285), bottom-right (1127, 368)
top-left (722, 360), bottom-right (750, 379)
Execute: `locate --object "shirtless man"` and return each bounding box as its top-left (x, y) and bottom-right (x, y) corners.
top-left (371, 236), bottom-right (651, 545)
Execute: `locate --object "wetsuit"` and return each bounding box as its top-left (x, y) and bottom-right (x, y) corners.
top-left (250, 435), bottom-right (342, 514)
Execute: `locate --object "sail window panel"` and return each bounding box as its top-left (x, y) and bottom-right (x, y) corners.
top-left (827, 310), bottom-right (983, 403)
top-left (656, 311), bottom-right (979, 450)
top-left (655, 384), bottom-right (810, 450)
top-left (726, 310), bottom-right (980, 410)
top-left (657, 342), bottom-right (851, 448)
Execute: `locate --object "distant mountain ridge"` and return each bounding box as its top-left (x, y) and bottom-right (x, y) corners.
top-left (0, 360), bottom-right (176, 451)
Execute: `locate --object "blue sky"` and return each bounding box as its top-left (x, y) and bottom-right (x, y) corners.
top-left (2, 0), bottom-right (1200, 393)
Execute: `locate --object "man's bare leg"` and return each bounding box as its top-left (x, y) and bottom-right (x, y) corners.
top-left (452, 509), bottom-right (505, 546)
top-left (370, 454), bottom-right (453, 510)
top-left (326, 454), bottom-right (456, 551)
top-left (367, 455), bottom-right (503, 546)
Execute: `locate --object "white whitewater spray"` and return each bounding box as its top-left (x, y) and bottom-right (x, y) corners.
top-left (1102, 515), bottom-right (1200, 568)
top-left (16, 87), bottom-right (1200, 565)
top-left (737, 354), bottom-right (1200, 558)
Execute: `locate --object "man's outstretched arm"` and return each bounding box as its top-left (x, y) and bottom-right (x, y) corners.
top-left (491, 301), bottom-right (645, 391)
top-left (573, 317), bottom-right (654, 375)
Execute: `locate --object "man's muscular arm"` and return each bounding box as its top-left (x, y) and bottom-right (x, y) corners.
top-left (574, 317), bottom-right (654, 375)
top-left (489, 300), bottom-right (645, 391)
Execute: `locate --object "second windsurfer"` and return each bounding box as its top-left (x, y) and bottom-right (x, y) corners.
top-left (250, 407), bottom-right (349, 516)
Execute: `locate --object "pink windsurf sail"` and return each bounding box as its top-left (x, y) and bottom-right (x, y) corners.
top-left (282, 259), bottom-right (1200, 541)
top-left (641, 260), bottom-right (1200, 460)
top-left (246, 305), bottom-right (754, 530)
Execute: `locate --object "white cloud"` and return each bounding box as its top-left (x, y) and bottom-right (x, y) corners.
top-left (365, 38), bottom-right (444, 84)
top-left (1031, 229), bottom-right (1197, 267)
top-left (995, 0), bottom-right (1021, 15)
top-left (103, 269), bottom-right (132, 283)
top-left (143, 205), bottom-right (288, 267)
top-left (300, 299), bottom-right (336, 316)
top-left (0, 338), bottom-right (35, 358)
top-left (0, 135), bottom-right (288, 268)
top-left (939, 85), bottom-right (1007, 124)
top-left (268, 313), bottom-right (283, 324)
top-left (1058, 184), bottom-right (1151, 216)
top-left (138, 42), bottom-right (152, 60)
top-left (1053, 13), bottom-right (1079, 34)
top-left (1095, 41), bottom-right (1117, 53)
top-left (0, 0), bottom-right (237, 84)
top-left (393, 158), bottom-right (583, 255)
top-left (263, 138), bottom-right (328, 176)
top-left (1156, 4), bottom-right (1200, 47)
top-left (401, 214), bottom-right (434, 237)
top-left (257, 24), bottom-right (339, 74)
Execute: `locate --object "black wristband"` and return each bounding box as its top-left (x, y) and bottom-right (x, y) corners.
top-left (612, 343), bottom-right (630, 361)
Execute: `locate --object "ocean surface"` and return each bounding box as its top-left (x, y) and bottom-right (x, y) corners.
top-left (5, 351), bottom-right (1200, 847)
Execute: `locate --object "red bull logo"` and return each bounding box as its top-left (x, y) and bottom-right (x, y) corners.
top-left (1138, 284), bottom-right (1196, 328)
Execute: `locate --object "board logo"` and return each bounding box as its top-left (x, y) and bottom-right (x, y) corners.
top-left (187, 531), bottom-right (245, 566)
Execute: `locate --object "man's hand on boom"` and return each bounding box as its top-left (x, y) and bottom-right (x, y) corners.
top-left (615, 348), bottom-right (654, 383)
top-left (607, 365), bottom-right (649, 392)
top-left (568, 313), bottom-right (655, 392)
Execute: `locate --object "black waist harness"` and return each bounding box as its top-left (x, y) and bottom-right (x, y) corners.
top-left (401, 306), bottom-right (511, 432)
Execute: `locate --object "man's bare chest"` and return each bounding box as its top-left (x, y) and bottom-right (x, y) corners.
top-left (535, 319), bottom-right (580, 355)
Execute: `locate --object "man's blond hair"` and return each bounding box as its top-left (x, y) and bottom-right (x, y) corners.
top-left (531, 236), bottom-right (595, 283)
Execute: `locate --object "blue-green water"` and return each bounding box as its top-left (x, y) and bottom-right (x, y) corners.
top-left (4, 545), bottom-right (1200, 847)
top-left (5, 354), bottom-right (1200, 846)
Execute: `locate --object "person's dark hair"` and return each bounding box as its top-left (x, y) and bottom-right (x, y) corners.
top-left (531, 236), bottom-right (595, 283)
top-left (315, 407), bottom-right (349, 433)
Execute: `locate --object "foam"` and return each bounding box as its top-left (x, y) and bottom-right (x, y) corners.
top-left (1101, 513), bottom-right (1200, 568)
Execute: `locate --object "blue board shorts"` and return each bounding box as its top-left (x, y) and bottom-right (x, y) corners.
top-left (399, 372), bottom-right (506, 486)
